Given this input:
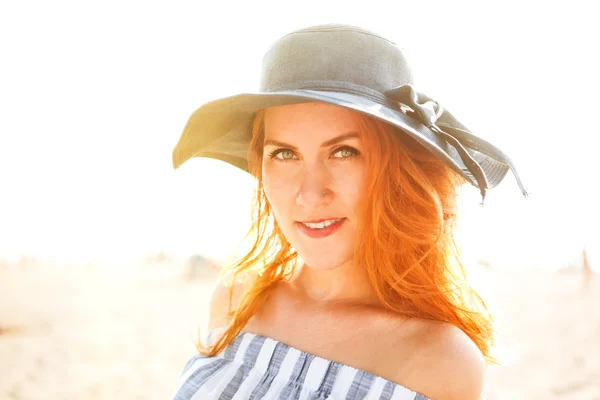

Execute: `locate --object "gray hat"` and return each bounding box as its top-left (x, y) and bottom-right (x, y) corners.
top-left (172, 24), bottom-right (529, 203)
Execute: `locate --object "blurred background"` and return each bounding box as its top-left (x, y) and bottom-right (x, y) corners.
top-left (0, 0), bottom-right (598, 399)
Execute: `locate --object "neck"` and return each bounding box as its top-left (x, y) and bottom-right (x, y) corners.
top-left (287, 261), bottom-right (379, 306)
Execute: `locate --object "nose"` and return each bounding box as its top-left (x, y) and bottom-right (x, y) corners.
top-left (295, 162), bottom-right (333, 208)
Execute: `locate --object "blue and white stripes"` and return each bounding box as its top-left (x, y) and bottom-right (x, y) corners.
top-left (172, 331), bottom-right (429, 400)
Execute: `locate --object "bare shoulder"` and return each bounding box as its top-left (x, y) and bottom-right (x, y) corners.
top-left (399, 320), bottom-right (486, 400)
top-left (208, 278), bottom-right (252, 330)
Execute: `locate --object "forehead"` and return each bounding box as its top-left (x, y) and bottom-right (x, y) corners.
top-left (263, 102), bottom-right (361, 138)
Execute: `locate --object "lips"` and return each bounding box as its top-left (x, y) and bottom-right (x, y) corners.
top-left (300, 218), bottom-right (343, 229)
top-left (300, 218), bottom-right (344, 223)
top-left (295, 218), bottom-right (346, 239)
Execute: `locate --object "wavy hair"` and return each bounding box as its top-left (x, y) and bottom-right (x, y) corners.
top-left (195, 105), bottom-right (496, 364)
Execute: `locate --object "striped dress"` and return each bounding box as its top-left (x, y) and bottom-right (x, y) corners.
top-left (171, 329), bottom-right (430, 400)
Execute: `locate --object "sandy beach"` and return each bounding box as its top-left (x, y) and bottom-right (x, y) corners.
top-left (0, 262), bottom-right (598, 400)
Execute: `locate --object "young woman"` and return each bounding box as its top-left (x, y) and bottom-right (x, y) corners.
top-left (170, 24), bottom-right (528, 400)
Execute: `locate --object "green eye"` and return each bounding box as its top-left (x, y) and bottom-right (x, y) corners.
top-left (278, 150), bottom-right (295, 159)
top-left (341, 149), bottom-right (353, 158)
top-left (269, 149), bottom-right (297, 160)
top-left (333, 147), bottom-right (359, 159)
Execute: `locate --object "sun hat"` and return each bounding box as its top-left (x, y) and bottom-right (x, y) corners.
top-left (172, 24), bottom-right (529, 203)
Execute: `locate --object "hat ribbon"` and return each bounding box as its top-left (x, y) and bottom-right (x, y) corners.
top-left (385, 85), bottom-right (529, 203)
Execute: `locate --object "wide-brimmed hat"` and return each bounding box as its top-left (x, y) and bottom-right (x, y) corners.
top-left (172, 24), bottom-right (528, 202)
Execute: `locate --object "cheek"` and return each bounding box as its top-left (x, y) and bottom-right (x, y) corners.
top-left (263, 163), bottom-right (292, 189)
top-left (263, 164), bottom-right (293, 194)
top-left (331, 164), bottom-right (367, 207)
top-left (262, 163), bottom-right (297, 215)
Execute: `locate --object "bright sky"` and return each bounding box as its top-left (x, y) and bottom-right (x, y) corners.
top-left (1, 1), bottom-right (598, 270)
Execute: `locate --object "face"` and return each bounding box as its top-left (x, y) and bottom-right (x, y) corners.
top-left (262, 102), bottom-right (367, 271)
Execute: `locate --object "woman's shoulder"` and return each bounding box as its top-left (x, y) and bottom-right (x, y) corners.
top-left (392, 318), bottom-right (486, 400)
top-left (208, 283), bottom-right (484, 399)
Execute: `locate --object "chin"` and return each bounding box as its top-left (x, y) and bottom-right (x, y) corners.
top-left (296, 250), bottom-right (353, 271)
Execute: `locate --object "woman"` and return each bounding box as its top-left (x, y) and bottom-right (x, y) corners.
top-left (170, 24), bottom-right (528, 400)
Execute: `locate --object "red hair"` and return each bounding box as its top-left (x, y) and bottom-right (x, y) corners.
top-left (196, 105), bottom-right (496, 364)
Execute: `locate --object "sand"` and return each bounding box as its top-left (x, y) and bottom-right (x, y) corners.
top-left (0, 262), bottom-right (598, 400)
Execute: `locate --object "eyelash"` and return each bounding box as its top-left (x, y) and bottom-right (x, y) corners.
top-left (268, 146), bottom-right (360, 162)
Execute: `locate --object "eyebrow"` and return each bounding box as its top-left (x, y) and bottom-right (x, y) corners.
top-left (263, 131), bottom-right (360, 150)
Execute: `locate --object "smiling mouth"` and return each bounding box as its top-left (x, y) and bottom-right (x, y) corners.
top-left (295, 218), bottom-right (346, 239)
top-left (299, 218), bottom-right (344, 229)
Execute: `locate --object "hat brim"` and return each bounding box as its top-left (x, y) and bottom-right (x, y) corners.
top-left (172, 90), bottom-right (510, 189)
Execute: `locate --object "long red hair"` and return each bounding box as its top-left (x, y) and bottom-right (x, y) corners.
top-left (196, 105), bottom-right (496, 363)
